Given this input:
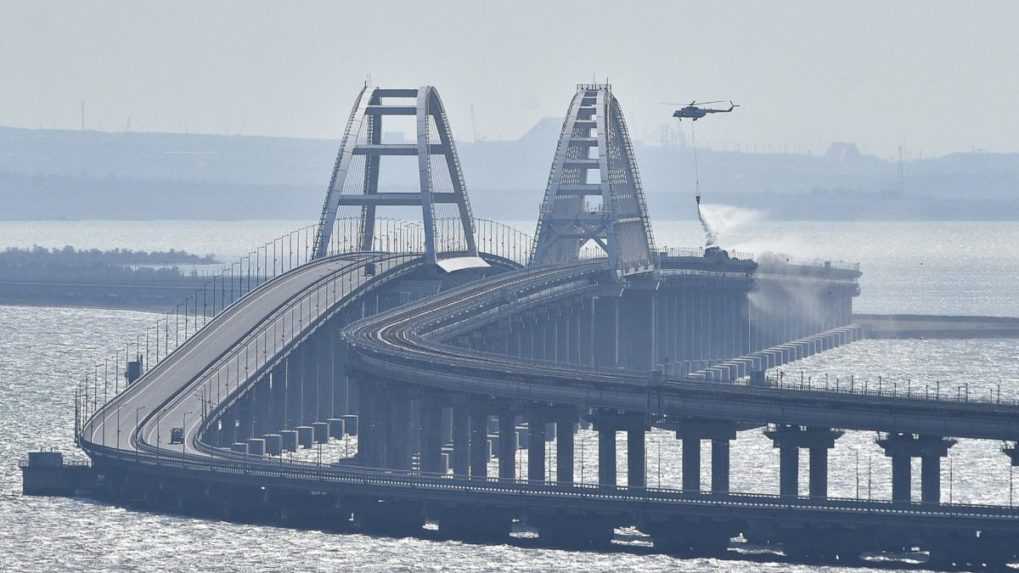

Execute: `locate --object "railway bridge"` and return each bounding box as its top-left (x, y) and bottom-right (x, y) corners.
top-left (52, 84), bottom-right (1019, 568)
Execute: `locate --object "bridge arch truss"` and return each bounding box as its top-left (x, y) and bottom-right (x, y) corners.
top-left (313, 85), bottom-right (478, 264)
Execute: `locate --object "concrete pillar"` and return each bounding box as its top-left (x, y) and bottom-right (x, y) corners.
top-left (711, 438), bottom-right (730, 494)
top-left (528, 408), bottom-right (547, 483)
top-left (269, 363), bottom-right (285, 432)
top-left (371, 382), bottom-right (391, 466)
top-left (498, 410), bottom-right (516, 480)
top-left (218, 406), bottom-right (237, 447)
top-left (452, 403), bottom-right (469, 478)
top-left (809, 447), bottom-right (829, 499)
top-left (877, 433), bottom-right (955, 505)
top-left (330, 324), bottom-right (348, 419)
top-left (627, 428), bottom-right (646, 489)
top-left (556, 414), bottom-right (575, 484)
top-left (301, 343), bottom-right (317, 425)
top-left (470, 406), bottom-right (488, 479)
top-left (766, 425), bottom-right (842, 499)
top-left (891, 454), bottom-right (910, 502)
top-left (263, 433), bottom-right (282, 456)
top-left (236, 393), bottom-right (253, 442)
top-left (284, 357), bottom-right (300, 429)
top-left (254, 377), bottom-right (270, 437)
top-left (676, 420), bottom-right (737, 495)
top-left (682, 436), bottom-right (701, 492)
top-left (620, 294), bottom-right (654, 370)
top-left (598, 428), bottom-right (616, 488)
top-left (355, 378), bottom-right (374, 464)
top-left (593, 297), bottom-right (620, 369)
top-left (312, 421), bottom-right (329, 444)
top-left (280, 429), bottom-right (298, 452)
top-left (316, 332), bottom-right (332, 422)
top-left (779, 445), bottom-right (799, 497)
top-left (921, 454), bottom-right (941, 504)
top-left (420, 395), bottom-right (443, 475)
top-left (388, 387), bottom-right (411, 469)
top-left (296, 425), bottom-right (313, 449)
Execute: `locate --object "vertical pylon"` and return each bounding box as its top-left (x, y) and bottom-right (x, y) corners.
top-left (312, 85), bottom-right (478, 264)
top-left (530, 84), bottom-right (656, 276)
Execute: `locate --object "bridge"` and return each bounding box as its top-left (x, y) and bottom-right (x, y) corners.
top-left (35, 83), bottom-right (1019, 568)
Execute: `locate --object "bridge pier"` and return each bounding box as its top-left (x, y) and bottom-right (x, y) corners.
top-left (674, 419), bottom-right (737, 494)
top-left (597, 425), bottom-right (616, 487)
top-left (362, 378), bottom-right (392, 466)
top-left (316, 330), bottom-right (333, 423)
top-left (620, 293), bottom-right (655, 370)
top-left (527, 407), bottom-right (547, 483)
top-left (236, 392), bottom-right (253, 442)
top-left (765, 425), bottom-right (843, 498)
top-left (269, 363), bottom-right (285, 432)
top-left (284, 356), bottom-right (300, 429)
top-left (555, 408), bottom-right (577, 484)
top-left (218, 405), bottom-right (237, 447)
top-left (469, 401), bottom-right (488, 479)
top-left (877, 433), bottom-right (955, 503)
top-left (300, 342), bottom-right (317, 425)
top-left (591, 410), bottom-right (647, 488)
top-left (419, 394), bottom-right (444, 474)
top-left (497, 409), bottom-right (517, 480)
top-left (451, 401), bottom-right (470, 478)
top-left (592, 296), bottom-right (619, 369)
top-left (387, 384), bottom-right (411, 469)
top-left (253, 377), bottom-right (270, 437)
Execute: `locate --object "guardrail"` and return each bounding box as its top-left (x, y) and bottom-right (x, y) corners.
top-left (80, 440), bottom-right (1019, 521)
top-left (75, 217), bottom-right (537, 440)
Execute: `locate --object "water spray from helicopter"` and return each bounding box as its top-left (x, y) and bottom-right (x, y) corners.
top-left (667, 99), bottom-right (739, 251)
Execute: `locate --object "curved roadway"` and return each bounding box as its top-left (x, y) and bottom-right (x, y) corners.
top-left (77, 253), bottom-right (1019, 534)
top-left (345, 263), bottom-right (1019, 440)
top-left (82, 252), bottom-right (419, 458)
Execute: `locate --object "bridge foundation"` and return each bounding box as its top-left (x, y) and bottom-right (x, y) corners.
top-left (435, 504), bottom-right (512, 542)
top-left (645, 516), bottom-right (738, 556)
top-left (765, 425), bottom-right (843, 498)
top-left (530, 512), bottom-right (617, 549)
top-left (877, 433), bottom-right (955, 504)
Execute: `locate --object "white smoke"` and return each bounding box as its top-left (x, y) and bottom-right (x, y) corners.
top-left (696, 203), bottom-right (764, 249)
top-left (696, 201), bottom-right (719, 248)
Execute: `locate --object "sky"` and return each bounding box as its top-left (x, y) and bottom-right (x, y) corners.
top-left (2, 1), bottom-right (1017, 158)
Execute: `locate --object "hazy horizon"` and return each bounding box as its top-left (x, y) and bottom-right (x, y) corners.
top-left (3, 1), bottom-right (1018, 159)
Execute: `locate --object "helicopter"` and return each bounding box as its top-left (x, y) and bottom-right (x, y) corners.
top-left (671, 100), bottom-right (739, 121)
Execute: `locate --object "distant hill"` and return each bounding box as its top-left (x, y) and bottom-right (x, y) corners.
top-left (1, 124), bottom-right (1017, 221)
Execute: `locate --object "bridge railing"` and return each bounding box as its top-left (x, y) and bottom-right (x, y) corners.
top-left (759, 369), bottom-right (1019, 408)
top-left (80, 440), bottom-right (1019, 517)
top-left (75, 217), bottom-right (536, 439)
top-left (655, 246), bottom-right (859, 273)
